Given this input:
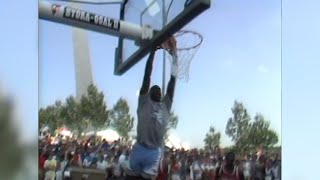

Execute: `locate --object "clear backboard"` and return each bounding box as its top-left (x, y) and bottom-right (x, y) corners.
top-left (114, 0), bottom-right (211, 75)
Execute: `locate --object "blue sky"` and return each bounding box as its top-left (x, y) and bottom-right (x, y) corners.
top-left (2, 0), bottom-right (320, 179)
top-left (39, 0), bottom-right (281, 148)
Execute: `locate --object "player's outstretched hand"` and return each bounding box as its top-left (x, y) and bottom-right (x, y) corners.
top-left (161, 36), bottom-right (177, 55)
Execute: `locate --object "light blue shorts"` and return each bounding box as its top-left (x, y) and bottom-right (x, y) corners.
top-left (127, 143), bottom-right (162, 177)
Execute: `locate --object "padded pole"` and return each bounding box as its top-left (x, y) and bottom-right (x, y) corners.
top-left (39, 0), bottom-right (153, 40)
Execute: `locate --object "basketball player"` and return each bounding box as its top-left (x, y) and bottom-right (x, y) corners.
top-left (125, 37), bottom-right (177, 180)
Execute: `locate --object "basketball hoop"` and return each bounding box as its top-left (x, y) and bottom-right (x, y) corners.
top-left (164, 30), bottom-right (203, 82)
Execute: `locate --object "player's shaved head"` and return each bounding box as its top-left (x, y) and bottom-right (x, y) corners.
top-left (150, 85), bottom-right (161, 102)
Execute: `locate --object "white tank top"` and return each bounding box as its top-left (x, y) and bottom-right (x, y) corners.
top-left (265, 168), bottom-right (272, 180)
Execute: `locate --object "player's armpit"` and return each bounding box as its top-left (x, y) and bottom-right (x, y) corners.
top-left (138, 94), bottom-right (149, 108)
top-left (163, 94), bottom-right (173, 111)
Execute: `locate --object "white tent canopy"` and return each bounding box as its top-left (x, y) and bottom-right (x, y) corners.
top-left (166, 133), bottom-right (191, 150)
top-left (59, 129), bottom-right (72, 136)
top-left (96, 129), bottom-right (121, 142)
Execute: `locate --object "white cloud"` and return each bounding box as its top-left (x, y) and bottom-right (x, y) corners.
top-left (258, 64), bottom-right (269, 73)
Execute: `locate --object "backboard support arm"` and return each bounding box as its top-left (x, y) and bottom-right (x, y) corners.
top-left (39, 1), bottom-right (154, 41)
top-left (49, 0), bottom-right (124, 5)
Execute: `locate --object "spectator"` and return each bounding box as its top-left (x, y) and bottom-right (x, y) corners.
top-left (190, 154), bottom-right (205, 180)
top-left (242, 155), bottom-right (251, 180)
top-left (215, 152), bottom-right (244, 180)
top-left (44, 154), bottom-right (57, 180)
top-left (96, 154), bottom-right (109, 171)
top-left (265, 159), bottom-right (273, 180)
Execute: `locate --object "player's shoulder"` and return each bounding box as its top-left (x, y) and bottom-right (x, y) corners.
top-left (162, 94), bottom-right (172, 102)
top-left (139, 93), bottom-right (150, 101)
top-left (138, 93), bottom-right (150, 108)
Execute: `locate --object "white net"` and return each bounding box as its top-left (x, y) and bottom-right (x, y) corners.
top-left (165, 30), bottom-right (203, 82)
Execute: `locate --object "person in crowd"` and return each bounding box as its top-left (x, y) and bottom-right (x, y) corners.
top-left (252, 154), bottom-right (266, 180)
top-left (120, 151), bottom-right (130, 177)
top-left (156, 150), bottom-right (171, 180)
top-left (272, 154), bottom-right (281, 180)
top-left (97, 154), bottom-right (109, 171)
top-left (111, 156), bottom-right (122, 179)
top-left (180, 155), bottom-right (189, 180)
top-left (242, 155), bottom-right (251, 180)
top-left (264, 159), bottom-right (273, 180)
top-left (170, 155), bottom-right (182, 180)
top-left (215, 152), bottom-right (244, 180)
top-left (201, 154), bottom-right (216, 180)
top-left (190, 154), bottom-right (205, 180)
top-left (55, 151), bottom-right (69, 180)
top-left (101, 139), bottom-right (110, 150)
top-left (39, 149), bottom-right (48, 180)
top-left (44, 154), bottom-right (57, 180)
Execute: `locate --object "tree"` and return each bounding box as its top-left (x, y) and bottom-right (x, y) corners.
top-left (109, 98), bottom-right (134, 139)
top-left (204, 126), bottom-right (221, 151)
top-left (225, 101), bottom-right (279, 156)
top-left (246, 114), bottom-right (278, 148)
top-left (223, 145), bottom-right (238, 154)
top-left (165, 111), bottom-right (179, 140)
top-left (168, 111), bottom-right (179, 130)
top-left (61, 95), bottom-right (85, 135)
top-left (39, 100), bottom-right (64, 133)
top-left (79, 84), bottom-right (109, 131)
top-left (234, 115), bottom-right (279, 156)
top-left (225, 101), bottom-right (251, 142)
top-left (39, 107), bottom-right (48, 130)
top-left (0, 95), bottom-right (23, 178)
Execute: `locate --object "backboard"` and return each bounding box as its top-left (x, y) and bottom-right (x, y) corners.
top-left (114, 0), bottom-right (211, 75)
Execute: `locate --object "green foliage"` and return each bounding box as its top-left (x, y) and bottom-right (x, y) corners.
top-left (109, 98), bottom-right (134, 139)
top-left (266, 146), bottom-right (281, 155)
top-left (39, 100), bottom-right (64, 133)
top-left (79, 84), bottom-right (109, 130)
top-left (61, 96), bottom-right (85, 134)
top-left (204, 126), bottom-right (221, 151)
top-left (164, 111), bottom-right (179, 140)
top-left (39, 84), bottom-right (109, 136)
top-left (225, 101), bottom-right (279, 157)
top-left (168, 111), bottom-right (179, 129)
top-left (0, 95), bottom-right (23, 178)
top-left (246, 114), bottom-right (278, 148)
top-left (225, 101), bottom-right (251, 142)
top-left (223, 145), bottom-right (238, 154)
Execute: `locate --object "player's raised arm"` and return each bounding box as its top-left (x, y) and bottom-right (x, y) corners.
top-left (166, 75), bottom-right (176, 101)
top-left (140, 49), bottom-right (156, 95)
top-left (164, 36), bottom-right (178, 101)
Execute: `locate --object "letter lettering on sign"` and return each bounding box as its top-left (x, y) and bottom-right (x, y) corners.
top-left (65, 8), bottom-right (71, 17)
top-left (63, 7), bottom-right (120, 31)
